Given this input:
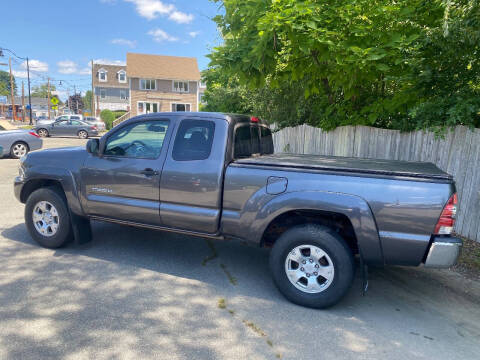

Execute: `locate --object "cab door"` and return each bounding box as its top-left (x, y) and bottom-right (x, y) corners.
top-left (160, 116), bottom-right (228, 234)
top-left (81, 118), bottom-right (172, 225)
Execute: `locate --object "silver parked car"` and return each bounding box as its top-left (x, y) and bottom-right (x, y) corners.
top-left (83, 116), bottom-right (106, 131)
top-left (0, 125), bottom-right (43, 159)
top-left (35, 119), bottom-right (98, 139)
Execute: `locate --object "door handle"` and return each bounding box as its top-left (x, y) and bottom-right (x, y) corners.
top-left (140, 168), bottom-right (159, 176)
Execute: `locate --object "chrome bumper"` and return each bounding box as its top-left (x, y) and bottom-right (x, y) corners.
top-left (424, 237), bottom-right (462, 268)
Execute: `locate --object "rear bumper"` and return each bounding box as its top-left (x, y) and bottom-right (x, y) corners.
top-left (424, 236), bottom-right (462, 268)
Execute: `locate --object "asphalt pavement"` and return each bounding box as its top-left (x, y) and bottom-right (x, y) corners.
top-left (0, 137), bottom-right (479, 359)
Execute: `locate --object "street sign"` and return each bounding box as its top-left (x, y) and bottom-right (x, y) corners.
top-left (51, 105), bottom-right (58, 110)
top-left (51, 97), bottom-right (59, 105)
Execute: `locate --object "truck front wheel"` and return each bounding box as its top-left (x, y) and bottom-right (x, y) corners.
top-left (269, 224), bottom-right (355, 309)
top-left (25, 188), bottom-right (72, 249)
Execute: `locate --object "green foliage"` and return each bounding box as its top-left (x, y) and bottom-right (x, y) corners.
top-left (31, 84), bottom-right (56, 98)
top-left (0, 70), bottom-right (16, 96)
top-left (207, 0), bottom-right (480, 131)
top-left (100, 109), bottom-right (115, 130)
top-left (82, 90), bottom-right (93, 112)
top-left (112, 110), bottom-right (127, 119)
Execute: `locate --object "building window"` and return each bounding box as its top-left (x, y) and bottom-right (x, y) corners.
top-left (173, 81), bottom-right (189, 93)
top-left (171, 103), bottom-right (191, 112)
top-left (100, 89), bottom-right (106, 99)
top-left (140, 79), bottom-right (156, 90)
top-left (137, 102), bottom-right (158, 114)
top-left (118, 71), bottom-right (126, 83)
top-left (120, 90), bottom-right (127, 100)
top-left (99, 70), bottom-right (107, 82)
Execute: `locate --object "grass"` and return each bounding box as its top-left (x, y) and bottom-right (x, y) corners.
top-left (202, 239), bottom-right (218, 266)
top-left (220, 263), bottom-right (237, 285)
top-left (217, 298), bottom-right (226, 309)
top-left (455, 237), bottom-right (480, 279)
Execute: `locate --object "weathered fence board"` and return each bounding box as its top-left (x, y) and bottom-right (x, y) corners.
top-left (273, 125), bottom-right (480, 242)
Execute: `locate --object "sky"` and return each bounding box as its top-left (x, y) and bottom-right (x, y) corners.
top-left (0, 0), bottom-right (222, 100)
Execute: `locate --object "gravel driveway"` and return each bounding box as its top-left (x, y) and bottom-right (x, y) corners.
top-left (0, 137), bottom-right (479, 359)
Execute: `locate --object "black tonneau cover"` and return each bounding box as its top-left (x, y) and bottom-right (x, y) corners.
top-left (234, 153), bottom-right (453, 181)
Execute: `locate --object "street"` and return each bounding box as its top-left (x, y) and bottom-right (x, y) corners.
top-left (0, 138), bottom-right (479, 360)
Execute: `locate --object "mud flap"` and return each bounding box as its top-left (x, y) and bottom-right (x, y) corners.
top-left (70, 212), bottom-right (92, 245)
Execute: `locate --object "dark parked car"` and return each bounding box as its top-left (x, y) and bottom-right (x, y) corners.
top-left (14, 113), bottom-right (461, 308)
top-left (0, 125), bottom-right (43, 159)
top-left (35, 119), bottom-right (98, 139)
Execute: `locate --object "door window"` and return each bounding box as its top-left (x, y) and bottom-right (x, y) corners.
top-left (71, 120), bottom-right (82, 125)
top-left (55, 120), bottom-right (69, 126)
top-left (172, 119), bottom-right (215, 161)
top-left (104, 120), bottom-right (169, 159)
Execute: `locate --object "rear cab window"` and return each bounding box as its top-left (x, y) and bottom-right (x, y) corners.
top-left (234, 124), bottom-right (273, 159)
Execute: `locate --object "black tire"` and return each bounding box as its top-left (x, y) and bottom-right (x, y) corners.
top-left (25, 188), bottom-right (72, 249)
top-left (10, 141), bottom-right (29, 159)
top-left (78, 130), bottom-right (88, 139)
top-left (37, 128), bottom-right (49, 137)
top-left (269, 224), bottom-right (355, 309)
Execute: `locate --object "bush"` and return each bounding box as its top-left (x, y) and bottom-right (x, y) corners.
top-left (112, 110), bottom-right (127, 119)
top-left (100, 109), bottom-right (115, 130)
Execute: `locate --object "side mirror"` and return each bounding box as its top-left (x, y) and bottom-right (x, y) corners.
top-left (86, 138), bottom-right (99, 155)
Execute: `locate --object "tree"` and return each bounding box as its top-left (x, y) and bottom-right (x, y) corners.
top-left (82, 90), bottom-right (93, 112)
top-left (208, 0), bottom-right (480, 131)
top-left (67, 94), bottom-right (84, 114)
top-left (0, 70), bottom-right (16, 96)
top-left (100, 109), bottom-right (115, 130)
top-left (31, 83), bottom-right (56, 98)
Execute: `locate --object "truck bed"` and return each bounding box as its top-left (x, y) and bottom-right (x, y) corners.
top-left (234, 153), bottom-right (452, 181)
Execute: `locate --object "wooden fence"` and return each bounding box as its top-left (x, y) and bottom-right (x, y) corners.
top-left (273, 125), bottom-right (480, 242)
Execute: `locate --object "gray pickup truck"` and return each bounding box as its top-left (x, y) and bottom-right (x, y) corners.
top-left (14, 112), bottom-right (462, 308)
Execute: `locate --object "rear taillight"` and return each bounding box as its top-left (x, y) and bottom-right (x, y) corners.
top-left (91, 126), bottom-right (97, 130)
top-left (434, 193), bottom-right (457, 235)
top-left (29, 131), bottom-right (40, 138)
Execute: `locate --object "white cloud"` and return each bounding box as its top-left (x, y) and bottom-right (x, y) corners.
top-left (12, 70), bottom-right (29, 78)
top-left (58, 60), bottom-right (92, 75)
top-left (91, 59), bottom-right (126, 66)
top-left (188, 31), bottom-right (200, 38)
top-left (12, 59), bottom-right (48, 78)
top-left (111, 38), bottom-right (137, 48)
top-left (27, 59), bottom-right (49, 72)
top-left (169, 11), bottom-right (193, 24)
top-left (125, 0), bottom-right (193, 23)
top-left (148, 28), bottom-right (179, 42)
top-left (57, 60), bottom-right (78, 74)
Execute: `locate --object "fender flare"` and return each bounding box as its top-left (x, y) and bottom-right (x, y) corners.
top-left (22, 166), bottom-right (84, 216)
top-left (247, 190), bottom-right (384, 265)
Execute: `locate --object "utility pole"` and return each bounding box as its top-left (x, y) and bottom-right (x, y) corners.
top-left (91, 59), bottom-right (95, 116)
top-left (8, 57), bottom-right (16, 121)
top-left (74, 85), bottom-right (77, 114)
top-left (26, 58), bottom-right (33, 125)
top-left (22, 81), bottom-right (25, 122)
top-left (47, 77), bottom-right (51, 119)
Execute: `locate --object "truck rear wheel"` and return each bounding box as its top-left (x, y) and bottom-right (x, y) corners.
top-left (25, 188), bottom-right (72, 249)
top-left (269, 224), bottom-right (355, 309)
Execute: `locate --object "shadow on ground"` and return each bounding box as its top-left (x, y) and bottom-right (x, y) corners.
top-left (1, 221), bottom-right (480, 360)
